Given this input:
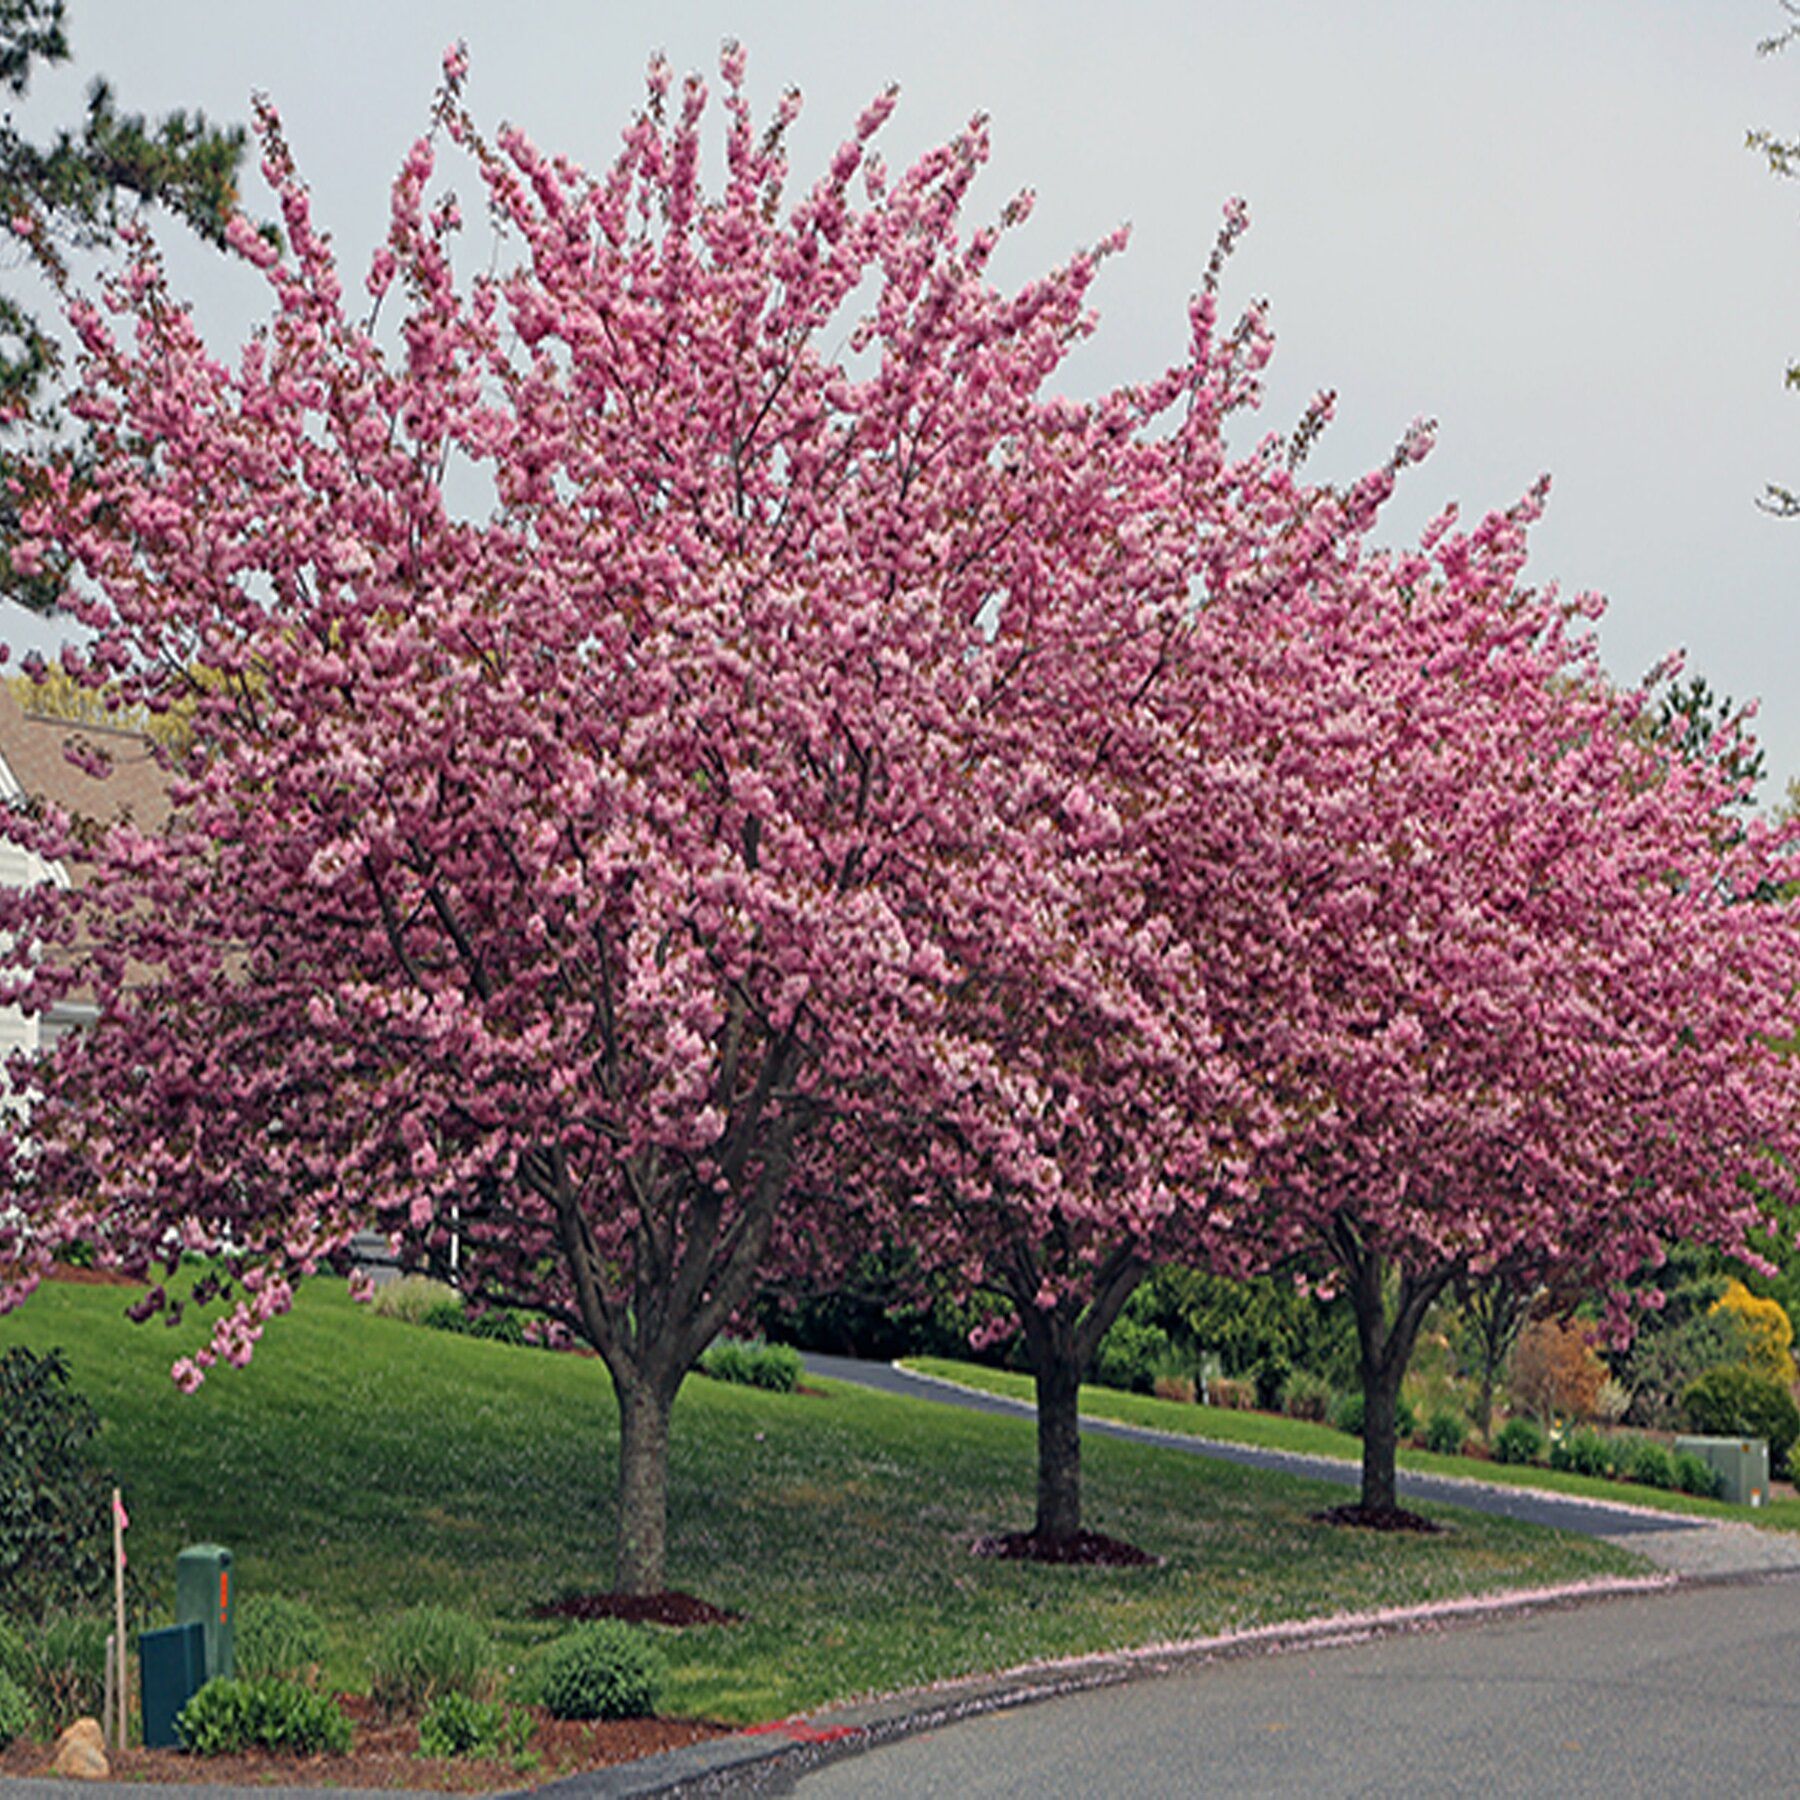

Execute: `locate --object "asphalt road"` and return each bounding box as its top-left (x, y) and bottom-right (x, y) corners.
top-left (800, 1353), bottom-right (1706, 1541)
top-left (767, 1577), bottom-right (1800, 1797)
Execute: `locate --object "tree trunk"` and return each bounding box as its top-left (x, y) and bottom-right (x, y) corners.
top-left (1007, 1242), bottom-right (1146, 1546)
top-left (1032, 1345), bottom-right (1084, 1542)
top-left (1338, 1230), bottom-right (1450, 1518)
top-left (613, 1370), bottom-right (676, 1595)
top-left (1358, 1352), bottom-right (1405, 1514)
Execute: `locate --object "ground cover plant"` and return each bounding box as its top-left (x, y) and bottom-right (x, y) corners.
top-left (0, 1276), bottom-right (1654, 1728)
top-left (905, 1357), bottom-right (1798, 1527)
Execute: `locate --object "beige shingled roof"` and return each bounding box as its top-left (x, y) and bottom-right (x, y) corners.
top-left (0, 682), bottom-right (172, 854)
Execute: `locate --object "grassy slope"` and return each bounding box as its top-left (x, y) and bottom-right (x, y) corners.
top-left (5, 1279), bottom-right (1647, 1723)
top-left (905, 1356), bottom-right (1800, 1532)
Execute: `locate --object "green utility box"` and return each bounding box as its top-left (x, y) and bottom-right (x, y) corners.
top-left (1675, 1435), bottom-right (1770, 1507)
top-left (175, 1543), bottom-right (235, 1680)
top-left (139, 1621), bottom-right (206, 1749)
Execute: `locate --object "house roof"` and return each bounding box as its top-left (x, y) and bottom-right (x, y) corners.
top-left (0, 682), bottom-right (173, 854)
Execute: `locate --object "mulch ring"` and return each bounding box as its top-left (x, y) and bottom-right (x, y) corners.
top-left (1312, 1502), bottom-right (1445, 1534)
top-left (0, 1697), bottom-right (732, 1792)
top-left (534, 1589), bottom-right (743, 1627)
top-left (44, 1260), bottom-right (144, 1287)
top-left (970, 1528), bottom-right (1162, 1567)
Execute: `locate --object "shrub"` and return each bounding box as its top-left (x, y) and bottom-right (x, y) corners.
top-left (417, 1691), bottom-right (505, 1759)
top-left (1279, 1368), bottom-right (1335, 1424)
top-left (177, 1677), bottom-right (350, 1756)
top-left (1709, 1280), bottom-right (1796, 1386)
top-left (1492, 1417), bottom-right (1547, 1465)
top-left (369, 1275), bottom-right (462, 1324)
top-left (536, 1624), bottom-right (662, 1722)
top-left (1251, 1354), bottom-right (1292, 1412)
top-left (1094, 1316), bottom-right (1176, 1395)
top-left (28, 1614), bottom-right (108, 1728)
top-left (420, 1300), bottom-right (472, 1335)
top-left (1672, 1450), bottom-right (1726, 1499)
top-left (1423, 1409), bottom-right (1468, 1456)
top-left (1682, 1364), bottom-right (1800, 1471)
top-left (1548, 1428), bottom-right (1616, 1479)
top-left (1591, 1377), bottom-right (1631, 1426)
top-left (1508, 1318), bottom-right (1607, 1424)
top-left (0, 1348), bottom-right (121, 1622)
top-left (1331, 1391), bottom-right (1417, 1440)
top-left (1617, 1437), bottom-right (1678, 1491)
top-left (236, 1595), bottom-right (329, 1686)
top-left (697, 1339), bottom-right (802, 1393)
top-left (1207, 1376), bottom-right (1255, 1410)
top-left (0, 1670), bottom-right (32, 1749)
top-left (0, 1618), bottom-right (30, 1692)
top-left (1151, 1373), bottom-right (1196, 1404)
top-left (367, 1608), bottom-right (492, 1714)
top-left (467, 1308), bottom-right (526, 1345)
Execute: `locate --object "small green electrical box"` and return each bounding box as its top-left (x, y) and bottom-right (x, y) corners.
top-left (174, 1543), bottom-right (235, 1681)
top-left (1675, 1435), bottom-right (1771, 1507)
top-left (139, 1621), bottom-right (206, 1748)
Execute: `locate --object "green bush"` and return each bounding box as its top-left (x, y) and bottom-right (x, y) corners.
top-left (536, 1623), bottom-right (662, 1721)
top-left (0, 1669), bottom-right (33, 1749)
top-left (1548, 1429), bottom-right (1616, 1479)
top-left (368, 1607), bottom-right (492, 1714)
top-left (1672, 1450), bottom-right (1726, 1499)
top-left (236, 1595), bottom-right (329, 1685)
top-left (420, 1300), bottom-right (471, 1335)
top-left (1423, 1409), bottom-right (1468, 1456)
top-left (1331, 1390), bottom-right (1417, 1441)
top-left (1279, 1368), bottom-right (1336, 1424)
top-left (0, 1348), bottom-right (122, 1623)
top-left (1094, 1316), bottom-right (1176, 1395)
top-left (417, 1691), bottom-right (504, 1758)
top-left (369, 1276), bottom-right (461, 1324)
top-left (27, 1614), bottom-right (108, 1728)
top-left (176, 1677), bottom-right (351, 1756)
top-left (1492, 1417), bottom-right (1547, 1465)
top-left (467, 1308), bottom-right (526, 1345)
top-left (0, 1618), bottom-right (30, 1692)
top-left (697, 1339), bottom-right (802, 1393)
top-left (1681, 1364), bottom-right (1800, 1470)
top-left (1617, 1437), bottom-right (1678, 1490)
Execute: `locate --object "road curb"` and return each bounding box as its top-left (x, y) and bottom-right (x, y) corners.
top-left (522, 1571), bottom-right (1680, 1797)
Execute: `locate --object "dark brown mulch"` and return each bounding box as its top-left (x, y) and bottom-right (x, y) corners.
top-left (534, 1589), bottom-right (743, 1627)
top-left (1312, 1502), bottom-right (1445, 1534)
top-left (0, 1697), bottom-right (731, 1791)
top-left (969, 1528), bottom-right (1161, 1567)
top-left (44, 1260), bottom-right (144, 1287)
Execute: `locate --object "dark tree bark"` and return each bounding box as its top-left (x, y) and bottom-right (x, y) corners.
top-left (1007, 1240), bottom-right (1146, 1544)
top-left (1333, 1222), bottom-right (1453, 1515)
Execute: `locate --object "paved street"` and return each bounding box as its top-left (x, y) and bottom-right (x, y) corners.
top-left (772, 1578), bottom-right (1800, 1797)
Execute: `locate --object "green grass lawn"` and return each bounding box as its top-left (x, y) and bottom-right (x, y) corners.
top-left (904, 1356), bottom-right (1800, 1533)
top-left (4, 1278), bottom-right (1652, 1724)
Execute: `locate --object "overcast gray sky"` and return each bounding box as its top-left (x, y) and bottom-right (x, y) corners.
top-left (10, 1), bottom-right (1800, 794)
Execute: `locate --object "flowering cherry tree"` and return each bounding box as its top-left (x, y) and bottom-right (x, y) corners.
top-left (1180, 482), bottom-right (1800, 1520)
top-left (858, 309), bottom-right (1448, 1550)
